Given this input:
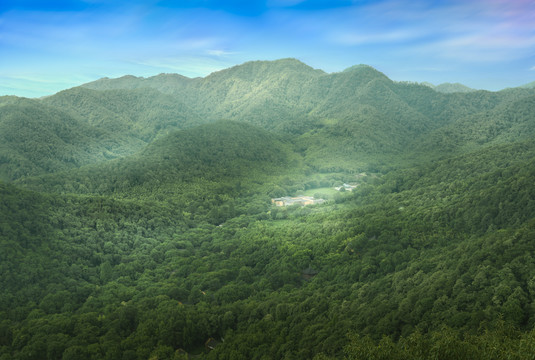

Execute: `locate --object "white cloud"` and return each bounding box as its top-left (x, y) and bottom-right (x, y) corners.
top-left (205, 49), bottom-right (236, 57)
top-left (174, 37), bottom-right (221, 51)
top-left (331, 29), bottom-right (421, 46)
top-left (316, 0), bottom-right (535, 64)
top-left (415, 26), bottom-right (535, 63)
top-left (0, 73), bottom-right (92, 98)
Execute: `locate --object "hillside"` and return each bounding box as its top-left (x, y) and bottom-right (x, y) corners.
top-left (1, 59), bottom-right (535, 359)
top-left (16, 121), bottom-right (301, 225)
top-left (81, 73), bottom-right (194, 94)
top-left (423, 82), bottom-right (476, 93)
top-left (520, 81), bottom-right (535, 89)
top-left (20, 58), bottom-right (530, 175)
top-left (417, 94), bottom-right (535, 156)
top-left (74, 59), bottom-right (535, 168)
top-left (44, 87), bottom-right (205, 141)
top-left (3, 137), bottom-right (535, 359)
top-left (0, 97), bottom-right (140, 181)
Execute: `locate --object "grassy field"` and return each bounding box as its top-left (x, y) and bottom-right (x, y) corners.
top-left (300, 186), bottom-right (341, 199)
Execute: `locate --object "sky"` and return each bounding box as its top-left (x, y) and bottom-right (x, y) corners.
top-left (1, 0), bottom-right (535, 98)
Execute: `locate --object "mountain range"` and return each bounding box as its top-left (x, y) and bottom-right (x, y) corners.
top-left (1, 59), bottom-right (535, 359)
top-left (3, 58), bottom-right (534, 180)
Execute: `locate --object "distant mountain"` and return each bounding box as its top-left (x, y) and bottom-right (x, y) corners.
top-left (186, 59), bottom-right (325, 132)
top-left (82, 73), bottom-right (194, 94)
top-left (418, 94), bottom-right (535, 156)
top-left (2, 58), bottom-right (535, 181)
top-left (423, 82), bottom-right (476, 93)
top-left (72, 60), bottom-right (527, 144)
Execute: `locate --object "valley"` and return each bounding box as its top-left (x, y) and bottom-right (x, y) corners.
top-left (1, 59), bottom-right (535, 359)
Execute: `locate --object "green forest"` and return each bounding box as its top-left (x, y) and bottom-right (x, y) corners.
top-left (1, 59), bottom-right (535, 359)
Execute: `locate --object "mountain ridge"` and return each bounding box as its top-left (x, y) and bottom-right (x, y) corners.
top-left (2, 58), bottom-right (535, 359)
top-left (77, 59), bottom-right (529, 94)
top-left (2, 58), bottom-right (535, 180)
top-left (16, 121), bottom-right (297, 197)
top-left (0, 97), bottom-right (143, 181)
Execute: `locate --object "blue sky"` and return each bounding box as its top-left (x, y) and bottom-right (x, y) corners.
top-left (1, 0), bottom-right (535, 97)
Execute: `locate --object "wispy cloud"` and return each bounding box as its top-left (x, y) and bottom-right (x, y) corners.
top-left (314, 0), bottom-right (535, 63)
top-left (205, 49), bottom-right (236, 57)
top-left (0, 73), bottom-right (94, 98)
top-left (2, 0), bottom-right (535, 96)
top-left (330, 29), bottom-right (422, 46)
top-left (129, 56), bottom-right (233, 77)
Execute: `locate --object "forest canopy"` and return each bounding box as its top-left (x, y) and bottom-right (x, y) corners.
top-left (1, 59), bottom-right (535, 359)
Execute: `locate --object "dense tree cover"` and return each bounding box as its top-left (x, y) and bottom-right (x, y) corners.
top-left (44, 87), bottom-right (205, 142)
top-left (1, 59), bottom-right (535, 358)
top-left (423, 81), bottom-right (476, 93)
top-left (56, 58), bottom-right (535, 171)
top-left (3, 59), bottom-right (535, 180)
top-left (416, 95), bottom-right (535, 158)
top-left (0, 97), bottom-right (142, 181)
top-left (342, 322), bottom-right (535, 360)
top-left (82, 73), bottom-right (194, 94)
top-left (16, 121), bottom-right (303, 218)
top-left (2, 133), bottom-right (535, 359)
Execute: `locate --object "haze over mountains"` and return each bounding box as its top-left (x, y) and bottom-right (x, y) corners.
top-left (1, 59), bottom-right (535, 359)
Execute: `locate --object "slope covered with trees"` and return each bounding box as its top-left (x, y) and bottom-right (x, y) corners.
top-left (1, 59), bottom-right (535, 359)
top-left (76, 58), bottom-right (535, 170)
top-left (44, 87), bottom-right (204, 142)
top-left (17, 121), bottom-right (296, 194)
top-left (3, 59), bottom-right (533, 178)
top-left (423, 82), bottom-right (476, 93)
top-left (2, 137), bottom-right (535, 359)
top-left (0, 97), bottom-right (140, 181)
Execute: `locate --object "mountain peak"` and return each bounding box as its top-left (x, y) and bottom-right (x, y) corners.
top-left (239, 58), bottom-right (318, 69)
top-left (206, 58), bottom-right (325, 81)
top-left (425, 82), bottom-right (476, 93)
top-left (335, 64), bottom-right (389, 85)
top-left (81, 75), bottom-right (143, 91)
top-left (341, 64), bottom-right (388, 79)
top-left (342, 64), bottom-right (376, 72)
top-left (80, 72), bottom-right (192, 93)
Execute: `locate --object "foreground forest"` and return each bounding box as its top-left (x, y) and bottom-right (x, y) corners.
top-left (1, 59), bottom-right (535, 359)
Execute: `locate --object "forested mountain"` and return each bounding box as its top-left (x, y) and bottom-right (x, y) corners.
top-left (1, 59), bottom-right (535, 359)
top-left (423, 82), bottom-right (476, 93)
top-left (0, 97), bottom-right (141, 181)
top-left (417, 94), bottom-right (535, 156)
top-left (82, 73), bottom-right (194, 94)
top-left (3, 58), bottom-right (530, 176)
top-left (18, 121), bottom-right (298, 212)
top-left (44, 87), bottom-right (205, 141)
